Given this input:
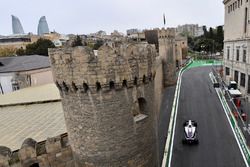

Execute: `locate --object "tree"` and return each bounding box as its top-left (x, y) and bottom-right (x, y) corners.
top-left (202, 26), bottom-right (208, 38)
top-left (215, 26), bottom-right (224, 52)
top-left (93, 40), bottom-right (104, 50)
top-left (16, 47), bottom-right (25, 56)
top-left (188, 25), bottom-right (224, 53)
top-left (25, 38), bottom-right (55, 56)
top-left (208, 27), bottom-right (214, 39)
top-left (71, 35), bottom-right (83, 47)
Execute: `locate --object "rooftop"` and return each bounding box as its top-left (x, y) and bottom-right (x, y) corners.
top-left (0, 55), bottom-right (50, 73)
top-left (0, 83), bottom-right (60, 106)
top-left (0, 84), bottom-right (66, 150)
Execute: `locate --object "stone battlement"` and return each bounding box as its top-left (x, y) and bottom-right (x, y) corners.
top-left (0, 133), bottom-right (74, 167)
top-left (158, 28), bottom-right (176, 39)
top-left (49, 43), bottom-right (157, 93)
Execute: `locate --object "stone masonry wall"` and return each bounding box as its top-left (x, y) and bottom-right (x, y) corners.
top-left (48, 43), bottom-right (157, 167)
top-left (158, 28), bottom-right (176, 87)
top-left (0, 133), bottom-right (74, 167)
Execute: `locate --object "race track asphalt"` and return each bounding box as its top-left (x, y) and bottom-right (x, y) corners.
top-left (171, 66), bottom-right (246, 167)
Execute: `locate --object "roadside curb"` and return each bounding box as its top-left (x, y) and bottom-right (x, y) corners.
top-left (161, 59), bottom-right (193, 167)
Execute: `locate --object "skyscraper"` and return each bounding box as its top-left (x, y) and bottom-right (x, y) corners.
top-left (37, 16), bottom-right (49, 36)
top-left (11, 15), bottom-right (25, 34)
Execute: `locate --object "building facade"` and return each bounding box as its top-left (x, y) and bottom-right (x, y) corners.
top-left (176, 24), bottom-right (204, 37)
top-left (0, 55), bottom-right (53, 94)
top-left (223, 0), bottom-right (250, 97)
top-left (12, 15), bottom-right (25, 35)
top-left (37, 16), bottom-right (50, 36)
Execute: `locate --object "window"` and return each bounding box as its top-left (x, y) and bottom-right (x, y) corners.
top-left (238, 0), bottom-right (240, 7)
top-left (11, 81), bottom-right (19, 91)
top-left (243, 50), bottom-right (247, 62)
top-left (226, 67), bottom-right (230, 75)
top-left (235, 71), bottom-right (239, 83)
top-left (236, 49), bottom-right (240, 61)
top-left (228, 6), bottom-right (230, 13)
top-left (227, 48), bottom-right (230, 59)
top-left (240, 73), bottom-right (246, 87)
top-left (248, 75), bottom-right (250, 94)
top-left (241, 0), bottom-right (243, 5)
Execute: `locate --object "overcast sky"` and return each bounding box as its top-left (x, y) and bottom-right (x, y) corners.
top-left (0, 0), bottom-right (224, 35)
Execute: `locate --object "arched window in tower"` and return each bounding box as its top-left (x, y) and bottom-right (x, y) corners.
top-left (138, 97), bottom-right (147, 115)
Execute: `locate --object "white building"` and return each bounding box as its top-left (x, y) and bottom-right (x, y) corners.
top-left (176, 24), bottom-right (204, 37)
top-left (0, 55), bottom-right (53, 94)
top-left (223, 0), bottom-right (250, 97)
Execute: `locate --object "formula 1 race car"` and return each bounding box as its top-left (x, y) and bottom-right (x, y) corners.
top-left (182, 120), bottom-right (199, 145)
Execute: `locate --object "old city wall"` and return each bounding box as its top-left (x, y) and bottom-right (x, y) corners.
top-left (158, 28), bottom-right (176, 87)
top-left (0, 134), bottom-right (74, 167)
top-left (48, 43), bottom-right (157, 167)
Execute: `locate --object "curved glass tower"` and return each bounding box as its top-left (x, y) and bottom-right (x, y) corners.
top-left (37, 16), bottom-right (49, 36)
top-left (12, 15), bottom-right (25, 34)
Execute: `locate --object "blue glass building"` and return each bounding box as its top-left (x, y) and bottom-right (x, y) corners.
top-left (12, 15), bottom-right (25, 34)
top-left (37, 16), bottom-right (49, 36)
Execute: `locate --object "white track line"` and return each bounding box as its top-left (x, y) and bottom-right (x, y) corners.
top-left (215, 88), bottom-right (249, 167)
top-left (167, 68), bottom-right (184, 167)
top-left (209, 72), bottom-right (249, 167)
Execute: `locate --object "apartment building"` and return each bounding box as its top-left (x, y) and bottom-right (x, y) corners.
top-left (223, 0), bottom-right (250, 97)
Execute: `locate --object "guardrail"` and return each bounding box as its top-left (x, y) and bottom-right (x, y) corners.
top-left (161, 59), bottom-right (193, 167)
top-left (210, 72), bottom-right (250, 166)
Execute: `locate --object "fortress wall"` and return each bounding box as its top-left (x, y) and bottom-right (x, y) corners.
top-left (48, 43), bottom-right (157, 167)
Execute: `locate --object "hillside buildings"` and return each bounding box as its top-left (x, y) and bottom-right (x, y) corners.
top-left (176, 24), bottom-right (204, 37)
top-left (223, 0), bottom-right (250, 98)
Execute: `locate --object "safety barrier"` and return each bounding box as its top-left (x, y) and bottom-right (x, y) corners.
top-left (210, 72), bottom-right (250, 166)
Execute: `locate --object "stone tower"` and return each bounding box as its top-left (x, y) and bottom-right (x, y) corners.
top-left (158, 28), bottom-right (176, 86)
top-left (49, 43), bottom-right (157, 167)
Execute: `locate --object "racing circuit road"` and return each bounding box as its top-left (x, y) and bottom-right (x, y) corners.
top-left (170, 66), bottom-right (246, 167)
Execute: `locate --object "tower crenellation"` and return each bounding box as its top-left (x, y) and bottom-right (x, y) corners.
top-left (49, 43), bottom-right (156, 94)
top-left (158, 28), bottom-right (176, 39)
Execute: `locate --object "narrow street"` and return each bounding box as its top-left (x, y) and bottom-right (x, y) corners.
top-left (171, 66), bottom-right (246, 167)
